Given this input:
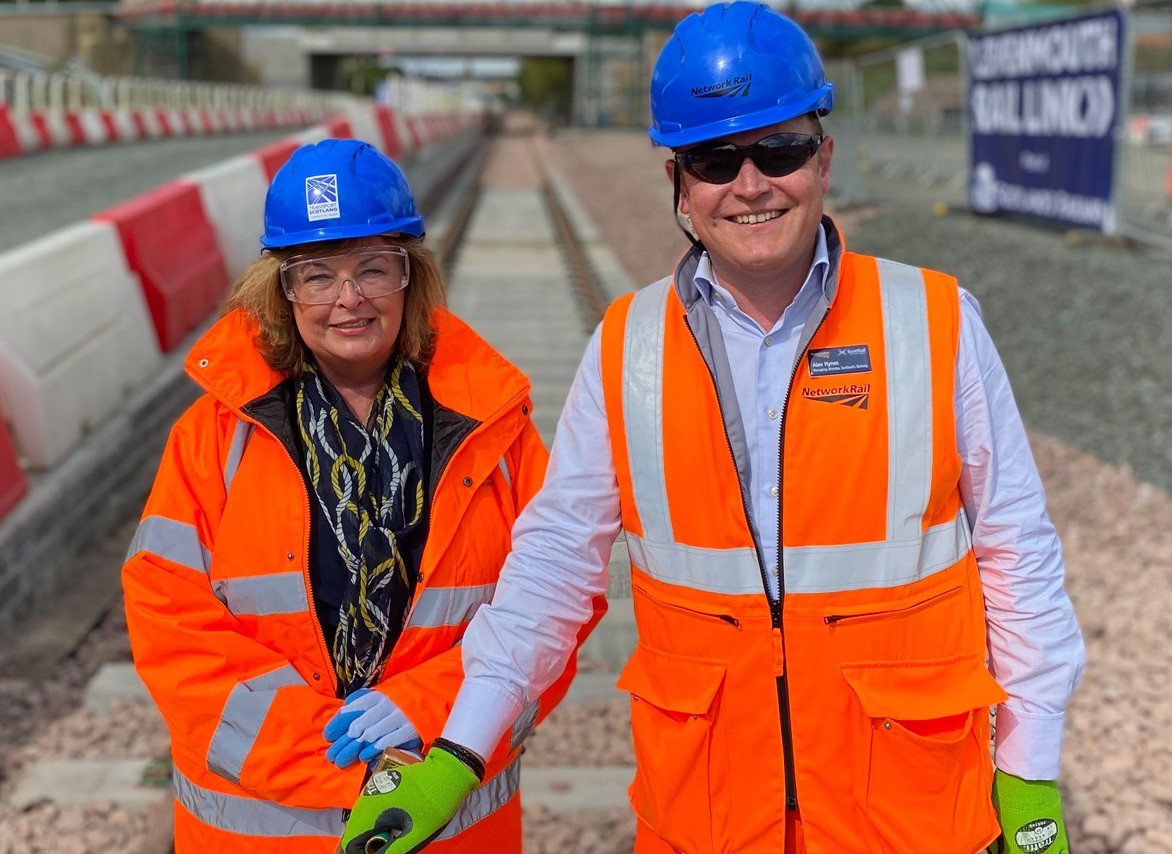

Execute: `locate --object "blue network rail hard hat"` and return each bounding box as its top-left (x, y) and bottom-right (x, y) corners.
top-left (260, 138), bottom-right (424, 249)
top-left (648, 1), bottom-right (835, 149)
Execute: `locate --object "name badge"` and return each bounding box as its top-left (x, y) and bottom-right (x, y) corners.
top-left (808, 345), bottom-right (872, 377)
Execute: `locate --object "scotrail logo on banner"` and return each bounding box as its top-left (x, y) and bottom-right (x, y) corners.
top-left (968, 10), bottom-right (1124, 231)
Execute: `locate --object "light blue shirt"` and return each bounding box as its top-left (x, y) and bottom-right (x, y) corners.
top-left (691, 225), bottom-right (830, 599)
top-left (443, 224), bottom-right (1085, 781)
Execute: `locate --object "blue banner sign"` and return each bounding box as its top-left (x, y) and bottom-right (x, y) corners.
top-left (968, 10), bottom-right (1125, 230)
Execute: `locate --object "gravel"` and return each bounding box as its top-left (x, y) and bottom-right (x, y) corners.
top-left (1, 117), bottom-right (1169, 852)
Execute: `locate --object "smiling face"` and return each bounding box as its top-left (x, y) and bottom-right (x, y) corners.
top-left (288, 237), bottom-right (406, 388)
top-left (672, 115), bottom-right (833, 300)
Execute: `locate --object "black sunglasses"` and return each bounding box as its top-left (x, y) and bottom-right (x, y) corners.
top-left (677, 132), bottom-right (825, 185)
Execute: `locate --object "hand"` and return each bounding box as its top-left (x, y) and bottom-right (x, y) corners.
top-left (991, 769), bottom-right (1070, 854)
top-left (324, 689), bottom-right (419, 769)
top-left (338, 744), bottom-right (479, 854)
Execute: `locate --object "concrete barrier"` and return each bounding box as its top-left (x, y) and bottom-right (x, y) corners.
top-left (186, 155), bottom-right (269, 283)
top-left (94, 181), bottom-right (230, 353)
top-left (0, 407), bottom-right (27, 520)
top-left (0, 221), bottom-right (162, 468)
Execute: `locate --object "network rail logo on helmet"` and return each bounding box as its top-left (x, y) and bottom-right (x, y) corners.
top-left (693, 74), bottom-right (753, 99)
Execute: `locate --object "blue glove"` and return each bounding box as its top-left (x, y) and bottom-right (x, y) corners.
top-left (324, 688), bottom-right (420, 769)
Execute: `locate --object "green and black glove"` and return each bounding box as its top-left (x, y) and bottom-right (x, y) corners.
top-left (338, 740), bottom-right (481, 854)
top-left (990, 769), bottom-right (1070, 854)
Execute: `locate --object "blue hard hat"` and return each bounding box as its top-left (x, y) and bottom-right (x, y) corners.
top-left (648, 1), bottom-right (834, 149)
top-left (260, 138), bottom-right (424, 249)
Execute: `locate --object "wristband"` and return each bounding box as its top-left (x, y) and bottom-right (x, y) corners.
top-left (431, 737), bottom-right (486, 782)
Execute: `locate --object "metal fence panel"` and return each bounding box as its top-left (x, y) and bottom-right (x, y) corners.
top-left (1119, 0), bottom-right (1172, 249)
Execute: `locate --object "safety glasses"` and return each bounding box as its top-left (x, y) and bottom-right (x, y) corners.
top-left (677, 133), bottom-right (825, 185)
top-left (280, 247), bottom-right (410, 305)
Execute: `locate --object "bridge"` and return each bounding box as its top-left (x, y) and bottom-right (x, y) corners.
top-left (115, 1), bottom-right (982, 41)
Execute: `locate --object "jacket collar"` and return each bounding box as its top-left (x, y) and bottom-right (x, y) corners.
top-left (186, 306), bottom-right (531, 421)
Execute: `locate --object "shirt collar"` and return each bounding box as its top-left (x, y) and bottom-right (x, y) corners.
top-left (694, 222), bottom-right (830, 315)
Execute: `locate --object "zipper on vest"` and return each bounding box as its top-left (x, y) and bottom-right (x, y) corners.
top-left (682, 315), bottom-right (795, 811)
top-left (824, 584), bottom-right (962, 625)
top-left (650, 594), bottom-right (743, 628)
top-left (775, 305), bottom-right (832, 813)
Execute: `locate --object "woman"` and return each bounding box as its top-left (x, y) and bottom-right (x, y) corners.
top-left (122, 138), bottom-right (602, 852)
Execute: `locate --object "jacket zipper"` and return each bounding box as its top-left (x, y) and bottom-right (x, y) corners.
top-left (682, 316), bottom-right (794, 808)
top-left (775, 304), bottom-right (831, 812)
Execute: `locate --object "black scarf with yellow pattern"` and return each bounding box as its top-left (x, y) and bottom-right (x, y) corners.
top-left (295, 358), bottom-right (425, 694)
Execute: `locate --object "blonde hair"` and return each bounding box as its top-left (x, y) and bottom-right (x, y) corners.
top-left (225, 235), bottom-right (446, 375)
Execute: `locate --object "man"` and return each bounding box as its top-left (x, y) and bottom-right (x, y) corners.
top-left (334, 3), bottom-right (1085, 852)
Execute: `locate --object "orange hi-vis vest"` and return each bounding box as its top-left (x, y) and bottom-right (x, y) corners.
top-left (123, 308), bottom-right (600, 853)
top-left (601, 231), bottom-right (1008, 854)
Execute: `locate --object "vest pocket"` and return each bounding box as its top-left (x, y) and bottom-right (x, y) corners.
top-left (841, 655), bottom-right (1007, 852)
top-left (617, 642), bottom-right (728, 854)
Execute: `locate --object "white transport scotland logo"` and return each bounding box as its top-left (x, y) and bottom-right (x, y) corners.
top-left (305, 173), bottom-right (340, 221)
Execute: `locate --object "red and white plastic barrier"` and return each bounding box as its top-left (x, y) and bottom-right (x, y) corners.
top-left (0, 69), bottom-right (360, 161)
top-left (0, 221), bottom-right (162, 469)
top-left (94, 181), bottom-right (232, 353)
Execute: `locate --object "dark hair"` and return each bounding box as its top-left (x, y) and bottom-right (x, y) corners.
top-left (225, 235), bottom-right (446, 374)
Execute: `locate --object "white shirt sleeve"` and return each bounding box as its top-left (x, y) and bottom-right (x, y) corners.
top-left (956, 289), bottom-right (1086, 780)
top-left (443, 325), bottom-right (620, 759)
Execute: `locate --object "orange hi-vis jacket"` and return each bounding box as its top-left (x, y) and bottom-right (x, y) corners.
top-left (123, 307), bottom-right (601, 853)
top-left (601, 225), bottom-right (1008, 854)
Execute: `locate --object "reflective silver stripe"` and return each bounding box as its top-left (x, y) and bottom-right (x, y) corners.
top-left (497, 456), bottom-right (511, 491)
top-left (126, 515), bottom-right (211, 576)
top-left (224, 418), bottom-right (254, 493)
top-left (509, 700), bottom-right (540, 750)
top-left (784, 511), bottom-right (970, 593)
top-left (627, 533), bottom-right (761, 595)
top-left (173, 764), bottom-right (345, 837)
top-left (436, 758), bottom-right (521, 840)
top-left (405, 584), bottom-right (495, 629)
top-left (623, 280), bottom-right (674, 544)
top-left (207, 665), bottom-right (308, 785)
top-left (628, 513), bottom-right (968, 596)
top-left (879, 259), bottom-right (934, 542)
top-left (212, 573), bottom-right (308, 616)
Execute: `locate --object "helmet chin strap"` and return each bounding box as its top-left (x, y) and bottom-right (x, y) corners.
top-left (673, 164), bottom-right (704, 251)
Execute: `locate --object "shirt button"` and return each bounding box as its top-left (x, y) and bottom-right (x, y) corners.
top-left (767, 408), bottom-right (778, 420)
top-left (769, 485), bottom-right (780, 498)
top-left (764, 336), bottom-right (774, 347)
